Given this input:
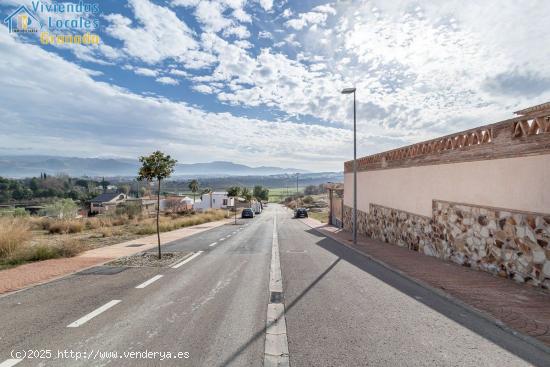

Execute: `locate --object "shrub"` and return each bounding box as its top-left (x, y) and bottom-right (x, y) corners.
top-left (67, 221), bottom-right (84, 233)
top-left (48, 220), bottom-right (84, 234)
top-left (56, 238), bottom-right (85, 257)
top-left (97, 227), bottom-right (113, 237)
top-left (110, 215), bottom-right (129, 226)
top-left (12, 208), bottom-right (29, 217)
top-left (29, 216), bottom-right (52, 231)
top-left (302, 196), bottom-right (314, 204)
top-left (40, 198), bottom-right (79, 219)
top-left (0, 218), bottom-right (31, 259)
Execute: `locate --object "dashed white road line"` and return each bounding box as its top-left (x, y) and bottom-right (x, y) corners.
top-left (219, 237), bottom-right (226, 241)
top-left (67, 300), bottom-right (121, 328)
top-left (172, 251), bottom-right (203, 269)
top-left (135, 275), bottom-right (163, 289)
top-left (232, 231), bottom-right (237, 234)
top-left (209, 242), bottom-right (218, 247)
top-left (0, 359), bottom-right (23, 367)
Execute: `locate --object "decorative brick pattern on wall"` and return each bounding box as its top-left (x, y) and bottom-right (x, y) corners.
top-left (344, 202), bottom-right (550, 288)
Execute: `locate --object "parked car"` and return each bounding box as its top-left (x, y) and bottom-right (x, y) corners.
top-left (242, 208), bottom-right (254, 218)
top-left (294, 208), bottom-right (308, 218)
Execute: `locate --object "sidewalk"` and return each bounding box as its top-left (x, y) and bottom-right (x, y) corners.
top-left (301, 217), bottom-right (550, 349)
top-left (0, 218), bottom-right (231, 295)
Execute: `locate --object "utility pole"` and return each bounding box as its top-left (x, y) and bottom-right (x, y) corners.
top-left (296, 173), bottom-right (299, 196)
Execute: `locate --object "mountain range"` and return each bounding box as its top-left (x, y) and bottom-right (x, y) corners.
top-left (0, 155), bottom-right (309, 178)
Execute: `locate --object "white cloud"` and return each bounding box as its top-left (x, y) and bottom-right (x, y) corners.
top-left (0, 26), bottom-right (356, 170)
top-left (134, 67), bottom-right (159, 77)
top-left (195, 1), bottom-right (233, 32)
top-left (223, 25), bottom-right (251, 39)
top-left (156, 76), bottom-right (180, 85)
top-left (285, 11), bottom-right (330, 30)
top-left (281, 8), bottom-right (293, 18)
top-left (257, 0), bottom-right (273, 11)
top-left (258, 30), bottom-right (273, 39)
top-left (105, 0), bottom-right (203, 67)
top-left (193, 84), bottom-right (215, 94)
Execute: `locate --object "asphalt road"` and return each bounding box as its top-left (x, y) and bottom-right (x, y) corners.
top-left (0, 204), bottom-right (548, 366)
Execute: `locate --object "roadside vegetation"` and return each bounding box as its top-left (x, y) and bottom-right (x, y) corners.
top-left (280, 184), bottom-right (330, 223)
top-left (0, 206), bottom-right (229, 270)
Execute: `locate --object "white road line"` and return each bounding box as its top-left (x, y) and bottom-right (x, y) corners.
top-left (219, 237), bottom-right (226, 241)
top-left (0, 359), bottom-right (23, 367)
top-left (209, 242), bottom-right (218, 247)
top-left (135, 274), bottom-right (163, 289)
top-left (67, 300), bottom-right (121, 328)
top-left (264, 213), bottom-right (290, 367)
top-left (226, 234), bottom-right (232, 238)
top-left (171, 251), bottom-right (203, 269)
top-left (232, 231), bottom-right (237, 234)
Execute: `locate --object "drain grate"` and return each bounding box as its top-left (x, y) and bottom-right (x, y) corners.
top-left (270, 291), bottom-right (283, 304)
top-left (77, 266), bottom-right (128, 275)
top-left (126, 244), bottom-right (145, 248)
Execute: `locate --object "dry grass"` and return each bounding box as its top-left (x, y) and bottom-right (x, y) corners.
top-left (135, 210), bottom-right (229, 235)
top-left (48, 220), bottom-right (85, 234)
top-left (0, 218), bottom-right (32, 259)
top-left (1, 209), bottom-right (227, 269)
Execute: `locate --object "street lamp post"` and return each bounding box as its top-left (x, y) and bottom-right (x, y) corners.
top-left (341, 87), bottom-right (357, 244)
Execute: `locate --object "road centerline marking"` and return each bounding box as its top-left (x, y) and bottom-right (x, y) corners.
top-left (0, 359), bottom-right (23, 367)
top-left (209, 242), bottom-right (218, 247)
top-left (67, 300), bottom-right (121, 328)
top-left (135, 274), bottom-right (163, 289)
top-left (172, 251), bottom-right (203, 269)
top-left (264, 212), bottom-right (289, 366)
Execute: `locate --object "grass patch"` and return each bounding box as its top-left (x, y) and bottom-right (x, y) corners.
top-left (135, 210), bottom-right (229, 235)
top-left (308, 211), bottom-right (329, 223)
top-left (0, 218), bottom-right (32, 259)
top-left (0, 237), bottom-right (85, 269)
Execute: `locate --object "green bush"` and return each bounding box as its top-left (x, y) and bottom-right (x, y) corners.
top-left (40, 199), bottom-right (79, 219)
top-left (12, 208), bottom-right (29, 217)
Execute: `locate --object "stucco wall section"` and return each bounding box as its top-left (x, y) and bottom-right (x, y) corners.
top-left (344, 154), bottom-right (550, 217)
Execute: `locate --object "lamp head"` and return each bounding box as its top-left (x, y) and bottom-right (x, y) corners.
top-left (341, 87), bottom-right (356, 94)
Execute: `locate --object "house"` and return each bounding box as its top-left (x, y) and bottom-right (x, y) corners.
top-left (125, 197), bottom-right (157, 216)
top-left (89, 192), bottom-right (127, 214)
top-left (194, 192), bottom-right (234, 211)
top-left (160, 196), bottom-right (194, 213)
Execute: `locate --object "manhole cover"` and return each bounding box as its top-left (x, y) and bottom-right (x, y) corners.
top-left (78, 266), bottom-right (128, 275)
top-left (126, 244), bottom-right (145, 247)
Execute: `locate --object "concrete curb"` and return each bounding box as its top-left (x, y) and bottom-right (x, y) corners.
top-left (301, 219), bottom-right (550, 356)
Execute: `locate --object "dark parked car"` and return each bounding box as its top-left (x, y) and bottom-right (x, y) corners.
top-left (241, 208), bottom-right (254, 218)
top-left (294, 208), bottom-right (308, 218)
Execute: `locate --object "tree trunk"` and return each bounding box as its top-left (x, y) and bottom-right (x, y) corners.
top-left (157, 179), bottom-right (161, 259)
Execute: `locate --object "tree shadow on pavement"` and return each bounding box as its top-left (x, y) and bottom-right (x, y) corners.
top-left (218, 256), bottom-right (342, 366)
top-left (302, 228), bottom-right (550, 367)
top-left (218, 227), bottom-right (549, 367)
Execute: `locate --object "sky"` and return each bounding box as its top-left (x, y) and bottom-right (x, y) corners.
top-left (0, 0), bottom-right (549, 172)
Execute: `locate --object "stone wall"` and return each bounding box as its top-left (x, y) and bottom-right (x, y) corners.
top-left (344, 201), bottom-right (550, 288)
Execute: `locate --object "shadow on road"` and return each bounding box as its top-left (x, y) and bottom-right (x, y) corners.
top-left (218, 256), bottom-right (342, 366)
top-left (302, 228), bottom-right (550, 367)
top-left (218, 223), bottom-right (549, 367)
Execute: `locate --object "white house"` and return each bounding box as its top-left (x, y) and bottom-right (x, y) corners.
top-left (194, 192), bottom-right (234, 211)
top-left (160, 196), bottom-right (194, 212)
